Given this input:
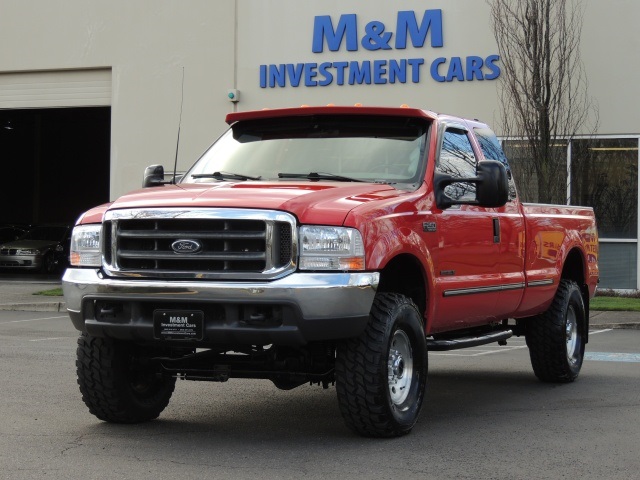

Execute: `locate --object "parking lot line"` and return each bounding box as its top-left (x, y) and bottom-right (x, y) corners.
top-left (585, 352), bottom-right (640, 363)
top-left (0, 315), bottom-right (67, 324)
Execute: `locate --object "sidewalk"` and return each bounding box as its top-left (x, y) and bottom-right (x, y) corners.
top-left (0, 279), bottom-right (639, 329)
top-left (588, 310), bottom-right (640, 330)
top-left (0, 279), bottom-right (67, 312)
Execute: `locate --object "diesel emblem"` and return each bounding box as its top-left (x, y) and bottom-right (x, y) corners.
top-left (423, 222), bottom-right (437, 232)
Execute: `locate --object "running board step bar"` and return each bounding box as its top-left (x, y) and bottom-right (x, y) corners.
top-left (427, 329), bottom-right (513, 351)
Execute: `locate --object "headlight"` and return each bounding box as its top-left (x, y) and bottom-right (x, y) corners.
top-left (299, 226), bottom-right (365, 271)
top-left (16, 249), bottom-right (40, 255)
top-left (70, 224), bottom-right (102, 267)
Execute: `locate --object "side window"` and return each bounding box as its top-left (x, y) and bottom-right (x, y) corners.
top-left (438, 128), bottom-right (477, 201)
top-left (473, 127), bottom-right (517, 201)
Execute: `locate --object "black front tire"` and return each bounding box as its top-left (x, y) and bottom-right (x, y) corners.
top-left (335, 293), bottom-right (428, 437)
top-left (525, 279), bottom-right (586, 383)
top-left (76, 333), bottom-right (176, 423)
top-left (42, 252), bottom-right (57, 274)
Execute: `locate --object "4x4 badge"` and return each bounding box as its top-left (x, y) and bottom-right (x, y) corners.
top-left (171, 239), bottom-right (202, 254)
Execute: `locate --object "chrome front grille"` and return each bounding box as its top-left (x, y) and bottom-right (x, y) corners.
top-left (102, 208), bottom-right (297, 280)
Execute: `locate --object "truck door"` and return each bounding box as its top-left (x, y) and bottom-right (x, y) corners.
top-left (471, 126), bottom-right (526, 318)
top-left (427, 125), bottom-right (504, 332)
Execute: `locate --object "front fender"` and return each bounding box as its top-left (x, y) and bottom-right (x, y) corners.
top-left (361, 215), bottom-right (437, 325)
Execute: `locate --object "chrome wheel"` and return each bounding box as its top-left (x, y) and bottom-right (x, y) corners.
top-left (565, 305), bottom-right (579, 365)
top-left (388, 329), bottom-right (414, 406)
top-left (336, 293), bottom-right (427, 437)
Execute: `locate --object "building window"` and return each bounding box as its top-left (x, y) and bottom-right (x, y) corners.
top-left (502, 140), bottom-right (568, 204)
top-left (501, 136), bottom-right (640, 289)
top-left (571, 137), bottom-right (639, 289)
top-left (598, 242), bottom-right (638, 289)
top-left (571, 138), bottom-right (638, 239)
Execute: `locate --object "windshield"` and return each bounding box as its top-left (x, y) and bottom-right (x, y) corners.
top-left (21, 226), bottom-right (68, 241)
top-left (182, 115), bottom-right (430, 185)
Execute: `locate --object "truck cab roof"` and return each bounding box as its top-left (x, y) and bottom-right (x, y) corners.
top-left (226, 105), bottom-right (440, 125)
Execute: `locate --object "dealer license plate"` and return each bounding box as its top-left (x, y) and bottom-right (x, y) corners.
top-left (153, 309), bottom-right (204, 341)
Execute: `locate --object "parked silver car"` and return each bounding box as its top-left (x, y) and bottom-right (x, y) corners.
top-left (0, 225), bottom-right (70, 273)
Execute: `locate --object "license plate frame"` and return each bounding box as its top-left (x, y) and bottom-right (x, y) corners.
top-left (153, 309), bottom-right (204, 341)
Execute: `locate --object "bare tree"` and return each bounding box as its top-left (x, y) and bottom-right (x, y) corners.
top-left (489, 0), bottom-right (598, 204)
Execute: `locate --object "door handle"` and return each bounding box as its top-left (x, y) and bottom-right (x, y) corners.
top-left (493, 218), bottom-right (500, 243)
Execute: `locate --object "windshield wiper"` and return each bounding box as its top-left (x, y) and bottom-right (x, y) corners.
top-left (277, 172), bottom-right (365, 182)
top-left (191, 171), bottom-right (261, 181)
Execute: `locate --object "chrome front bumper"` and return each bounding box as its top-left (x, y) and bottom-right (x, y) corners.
top-left (62, 268), bottom-right (379, 345)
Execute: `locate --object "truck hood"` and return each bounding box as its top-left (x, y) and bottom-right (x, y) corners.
top-left (103, 181), bottom-right (406, 225)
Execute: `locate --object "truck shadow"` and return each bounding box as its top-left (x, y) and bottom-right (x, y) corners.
top-left (77, 367), bottom-right (587, 448)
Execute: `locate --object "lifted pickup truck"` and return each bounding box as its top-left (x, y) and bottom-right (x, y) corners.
top-left (63, 105), bottom-right (599, 437)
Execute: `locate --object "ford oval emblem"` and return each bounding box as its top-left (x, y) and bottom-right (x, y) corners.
top-left (171, 239), bottom-right (202, 254)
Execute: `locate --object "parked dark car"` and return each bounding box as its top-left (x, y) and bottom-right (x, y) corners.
top-left (0, 225), bottom-right (71, 273)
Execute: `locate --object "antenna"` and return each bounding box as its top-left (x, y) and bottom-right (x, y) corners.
top-left (172, 67), bottom-right (185, 184)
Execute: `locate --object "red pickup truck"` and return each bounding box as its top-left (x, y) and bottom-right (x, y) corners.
top-left (63, 105), bottom-right (599, 437)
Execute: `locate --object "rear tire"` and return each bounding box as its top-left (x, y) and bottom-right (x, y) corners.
top-left (335, 293), bottom-right (427, 437)
top-left (525, 279), bottom-right (586, 383)
top-left (76, 333), bottom-right (176, 423)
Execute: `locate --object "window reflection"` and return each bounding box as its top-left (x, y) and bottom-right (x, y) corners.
top-left (474, 128), bottom-right (517, 201)
top-left (571, 138), bottom-right (638, 239)
top-left (502, 140), bottom-right (568, 204)
top-left (182, 116), bottom-right (428, 185)
top-left (438, 129), bottom-right (477, 201)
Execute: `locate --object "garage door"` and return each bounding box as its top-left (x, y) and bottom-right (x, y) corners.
top-left (0, 69), bottom-right (111, 109)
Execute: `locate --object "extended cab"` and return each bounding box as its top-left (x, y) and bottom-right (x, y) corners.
top-left (63, 106), bottom-right (599, 437)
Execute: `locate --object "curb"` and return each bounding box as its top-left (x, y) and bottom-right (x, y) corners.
top-left (0, 302), bottom-right (67, 312)
top-left (590, 323), bottom-right (640, 330)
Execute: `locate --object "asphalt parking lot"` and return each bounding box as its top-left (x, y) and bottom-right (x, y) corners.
top-left (1, 311), bottom-right (639, 480)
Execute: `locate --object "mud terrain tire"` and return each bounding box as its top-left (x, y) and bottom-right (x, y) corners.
top-left (526, 279), bottom-right (586, 383)
top-left (335, 293), bottom-right (427, 437)
top-left (76, 333), bottom-right (176, 423)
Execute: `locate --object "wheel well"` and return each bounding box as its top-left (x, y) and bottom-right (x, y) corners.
top-left (561, 248), bottom-right (585, 286)
top-left (561, 247), bottom-right (590, 337)
top-left (377, 254), bottom-right (427, 316)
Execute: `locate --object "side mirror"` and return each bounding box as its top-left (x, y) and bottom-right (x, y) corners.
top-left (476, 160), bottom-right (509, 208)
top-left (434, 160), bottom-right (509, 210)
top-left (143, 164), bottom-right (166, 188)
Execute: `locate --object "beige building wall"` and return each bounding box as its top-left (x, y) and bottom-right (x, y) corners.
top-left (580, 0), bottom-right (640, 135)
top-left (0, 0), bottom-right (236, 199)
top-left (236, 0), bottom-right (502, 121)
top-left (0, 0), bottom-right (637, 197)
